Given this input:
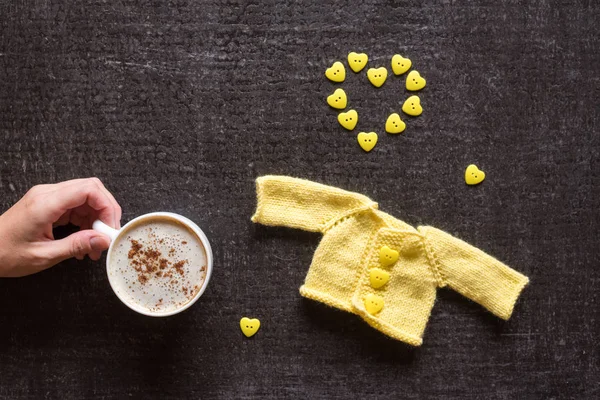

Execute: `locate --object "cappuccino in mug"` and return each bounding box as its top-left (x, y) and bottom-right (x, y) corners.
top-left (104, 215), bottom-right (210, 315)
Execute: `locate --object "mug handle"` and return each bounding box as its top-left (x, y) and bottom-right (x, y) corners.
top-left (92, 220), bottom-right (120, 241)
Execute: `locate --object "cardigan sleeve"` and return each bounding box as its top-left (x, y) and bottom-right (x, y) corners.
top-left (251, 176), bottom-right (377, 232)
top-left (420, 226), bottom-right (529, 320)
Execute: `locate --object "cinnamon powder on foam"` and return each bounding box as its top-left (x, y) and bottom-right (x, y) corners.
top-left (126, 238), bottom-right (198, 297)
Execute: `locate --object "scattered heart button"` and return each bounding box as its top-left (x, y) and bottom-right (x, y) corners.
top-left (367, 67), bottom-right (388, 88)
top-left (369, 268), bottom-right (390, 289)
top-left (391, 54), bottom-right (412, 75)
top-left (338, 109), bottom-right (358, 130)
top-left (240, 317), bottom-right (261, 338)
top-left (327, 88), bottom-right (348, 109)
top-left (379, 245), bottom-right (399, 267)
top-left (406, 70), bottom-right (426, 91)
top-left (348, 52), bottom-right (368, 73)
top-left (325, 61), bottom-right (346, 83)
top-left (364, 294), bottom-right (384, 315)
top-left (385, 113), bottom-right (406, 134)
top-left (357, 132), bottom-right (378, 152)
top-left (465, 164), bottom-right (486, 185)
top-left (402, 95), bottom-right (423, 116)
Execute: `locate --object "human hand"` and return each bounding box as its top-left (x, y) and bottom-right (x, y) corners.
top-left (0, 178), bottom-right (122, 277)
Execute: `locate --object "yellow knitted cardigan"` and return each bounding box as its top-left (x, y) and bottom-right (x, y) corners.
top-left (251, 176), bottom-right (529, 346)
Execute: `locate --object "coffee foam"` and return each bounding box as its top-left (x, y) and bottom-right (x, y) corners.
top-left (108, 216), bottom-right (207, 314)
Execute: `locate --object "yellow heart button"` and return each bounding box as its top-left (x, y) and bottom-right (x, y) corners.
top-left (385, 113), bottom-right (406, 134)
top-left (348, 52), bottom-right (368, 73)
top-left (325, 61), bottom-right (346, 83)
top-left (465, 164), bottom-right (486, 185)
top-left (357, 132), bottom-right (378, 152)
top-left (369, 268), bottom-right (390, 289)
top-left (402, 95), bottom-right (423, 116)
top-left (379, 245), bottom-right (399, 267)
top-left (327, 88), bottom-right (347, 109)
top-left (367, 67), bottom-right (388, 88)
top-left (364, 294), bottom-right (384, 315)
top-left (338, 109), bottom-right (358, 131)
top-left (406, 70), bottom-right (426, 91)
top-left (240, 317), bottom-right (261, 338)
top-left (391, 54), bottom-right (412, 75)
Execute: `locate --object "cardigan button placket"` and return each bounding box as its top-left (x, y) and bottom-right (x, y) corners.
top-left (371, 245), bottom-right (399, 290)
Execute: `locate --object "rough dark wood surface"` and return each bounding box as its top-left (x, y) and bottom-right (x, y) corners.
top-left (0, 1), bottom-right (598, 399)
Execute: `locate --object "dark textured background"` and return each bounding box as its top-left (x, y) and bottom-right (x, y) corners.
top-left (0, 0), bottom-right (598, 399)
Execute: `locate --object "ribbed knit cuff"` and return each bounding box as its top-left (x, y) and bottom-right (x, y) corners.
top-left (495, 273), bottom-right (529, 320)
top-left (250, 176), bottom-right (266, 224)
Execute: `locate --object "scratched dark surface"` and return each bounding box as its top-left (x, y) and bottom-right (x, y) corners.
top-left (0, 0), bottom-right (599, 399)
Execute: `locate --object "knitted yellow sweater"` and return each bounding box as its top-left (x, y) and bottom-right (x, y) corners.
top-left (251, 176), bottom-right (529, 346)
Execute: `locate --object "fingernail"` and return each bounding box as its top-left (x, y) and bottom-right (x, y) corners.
top-left (90, 236), bottom-right (108, 252)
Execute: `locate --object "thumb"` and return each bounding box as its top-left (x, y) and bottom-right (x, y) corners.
top-left (47, 230), bottom-right (111, 264)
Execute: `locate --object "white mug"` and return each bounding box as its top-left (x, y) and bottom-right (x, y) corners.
top-left (93, 212), bottom-right (213, 317)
